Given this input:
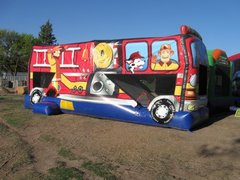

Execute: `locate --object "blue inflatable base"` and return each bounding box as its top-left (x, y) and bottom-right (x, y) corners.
top-left (32, 101), bottom-right (61, 115)
top-left (24, 95), bottom-right (209, 130)
top-left (24, 95), bottom-right (32, 109)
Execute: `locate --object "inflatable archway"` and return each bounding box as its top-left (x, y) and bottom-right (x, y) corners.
top-left (229, 53), bottom-right (240, 106)
top-left (207, 49), bottom-right (234, 113)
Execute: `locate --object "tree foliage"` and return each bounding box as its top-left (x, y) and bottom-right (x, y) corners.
top-left (38, 20), bottom-right (57, 45)
top-left (0, 30), bottom-right (38, 75)
top-left (0, 20), bottom-right (57, 75)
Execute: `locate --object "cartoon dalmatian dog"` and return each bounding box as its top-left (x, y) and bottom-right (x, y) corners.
top-left (126, 51), bottom-right (145, 74)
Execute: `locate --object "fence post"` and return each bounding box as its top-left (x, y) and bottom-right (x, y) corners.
top-left (0, 76), bottom-right (2, 87)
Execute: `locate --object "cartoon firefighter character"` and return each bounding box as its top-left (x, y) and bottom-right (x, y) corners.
top-left (126, 51), bottom-right (145, 74)
top-left (47, 46), bottom-right (65, 93)
top-left (151, 44), bottom-right (179, 70)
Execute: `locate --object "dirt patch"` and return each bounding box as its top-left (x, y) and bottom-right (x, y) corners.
top-left (1, 95), bottom-right (240, 179)
top-left (0, 121), bottom-right (44, 179)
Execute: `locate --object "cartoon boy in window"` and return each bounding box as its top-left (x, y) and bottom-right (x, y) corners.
top-left (151, 44), bottom-right (179, 70)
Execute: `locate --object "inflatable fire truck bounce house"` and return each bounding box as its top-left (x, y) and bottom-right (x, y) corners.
top-left (24, 25), bottom-right (210, 130)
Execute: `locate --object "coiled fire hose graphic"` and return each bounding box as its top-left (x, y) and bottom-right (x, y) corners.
top-left (93, 43), bottom-right (113, 68)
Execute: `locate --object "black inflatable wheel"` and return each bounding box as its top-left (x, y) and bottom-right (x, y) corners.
top-left (30, 89), bottom-right (43, 104)
top-left (150, 99), bottom-right (175, 124)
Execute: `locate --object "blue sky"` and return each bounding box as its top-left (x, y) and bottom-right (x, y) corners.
top-left (1, 0), bottom-right (240, 56)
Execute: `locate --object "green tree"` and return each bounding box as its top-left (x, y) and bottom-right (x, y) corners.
top-left (38, 20), bottom-right (57, 45)
top-left (17, 33), bottom-right (39, 73)
top-left (0, 29), bottom-right (37, 75)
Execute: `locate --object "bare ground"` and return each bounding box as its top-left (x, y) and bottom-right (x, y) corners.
top-left (0, 95), bottom-right (240, 179)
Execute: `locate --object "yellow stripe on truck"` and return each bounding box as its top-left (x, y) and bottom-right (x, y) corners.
top-left (61, 74), bottom-right (87, 90)
top-left (60, 100), bottom-right (74, 111)
top-left (30, 72), bottom-right (33, 80)
top-left (174, 86), bottom-right (182, 96)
